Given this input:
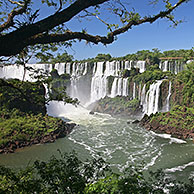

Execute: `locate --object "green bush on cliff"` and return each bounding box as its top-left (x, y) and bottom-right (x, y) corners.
top-left (0, 78), bottom-right (75, 153)
top-left (133, 69), bottom-right (172, 84)
top-left (176, 62), bottom-right (194, 106)
top-left (0, 79), bottom-right (46, 115)
top-left (97, 96), bottom-right (140, 114)
top-left (150, 105), bottom-right (194, 132)
top-left (122, 67), bottom-right (139, 79)
top-left (0, 109), bottom-right (67, 149)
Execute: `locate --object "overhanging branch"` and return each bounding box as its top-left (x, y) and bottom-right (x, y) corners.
top-left (27, 0), bottom-right (188, 46)
top-left (0, 0), bottom-right (188, 57)
top-left (0, 0), bottom-right (30, 33)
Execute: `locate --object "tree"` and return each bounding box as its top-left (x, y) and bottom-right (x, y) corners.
top-left (95, 53), bottom-right (112, 61)
top-left (0, 0), bottom-right (189, 57)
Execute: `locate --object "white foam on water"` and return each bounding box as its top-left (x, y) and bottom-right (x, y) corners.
top-left (150, 131), bottom-right (187, 144)
top-left (165, 161), bottom-right (194, 173)
top-left (144, 151), bottom-right (162, 169)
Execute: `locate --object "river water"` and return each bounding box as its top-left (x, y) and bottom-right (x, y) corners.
top-left (0, 101), bottom-right (194, 181)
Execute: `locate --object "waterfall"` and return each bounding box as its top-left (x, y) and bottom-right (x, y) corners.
top-left (134, 61), bottom-right (146, 73)
top-left (90, 75), bottom-right (108, 102)
top-left (90, 62), bottom-right (107, 102)
top-left (123, 78), bottom-right (128, 96)
top-left (143, 80), bottom-right (163, 116)
top-left (55, 63), bottom-right (65, 75)
top-left (117, 78), bottom-right (123, 96)
top-left (110, 78), bottom-right (118, 98)
top-left (64, 63), bottom-right (71, 74)
top-left (166, 81), bottom-right (172, 112)
top-left (0, 61), bottom-right (180, 113)
top-left (159, 60), bottom-right (187, 74)
top-left (0, 64), bottom-right (52, 81)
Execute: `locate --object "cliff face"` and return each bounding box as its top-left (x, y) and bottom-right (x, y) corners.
top-left (140, 106), bottom-right (194, 140)
top-left (141, 62), bottom-right (194, 140)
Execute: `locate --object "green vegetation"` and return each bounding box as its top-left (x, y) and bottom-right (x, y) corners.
top-left (133, 69), bottom-right (172, 84)
top-left (176, 62), bottom-right (194, 106)
top-left (0, 152), bottom-right (193, 193)
top-left (150, 105), bottom-right (194, 131)
top-left (122, 67), bottom-right (139, 78)
top-left (0, 79), bottom-right (46, 115)
top-left (81, 49), bottom-right (194, 65)
top-left (0, 78), bottom-right (75, 153)
top-left (107, 76), bottom-right (115, 94)
top-left (36, 51), bottom-right (74, 64)
top-left (95, 96), bottom-right (140, 115)
top-left (0, 109), bottom-right (68, 150)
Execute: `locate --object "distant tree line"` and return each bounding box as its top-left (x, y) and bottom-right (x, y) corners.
top-left (79, 48), bottom-right (194, 64)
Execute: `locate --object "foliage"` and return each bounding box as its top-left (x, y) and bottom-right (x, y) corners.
top-left (0, 109), bottom-right (68, 149)
top-left (36, 51), bottom-right (74, 64)
top-left (122, 67), bottom-right (139, 78)
top-left (107, 75), bottom-right (115, 94)
top-left (0, 78), bottom-right (46, 115)
top-left (95, 54), bottom-right (112, 62)
top-left (149, 105), bottom-right (194, 131)
top-left (81, 49), bottom-right (194, 66)
top-left (133, 69), bottom-right (173, 85)
top-left (96, 96), bottom-right (140, 115)
top-left (0, 152), bottom-right (194, 193)
top-left (176, 62), bottom-right (194, 106)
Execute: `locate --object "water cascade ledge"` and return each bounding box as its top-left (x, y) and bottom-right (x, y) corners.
top-left (0, 60), bottom-right (176, 115)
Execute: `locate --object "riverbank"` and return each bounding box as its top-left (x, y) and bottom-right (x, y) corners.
top-left (140, 105), bottom-right (194, 140)
top-left (0, 111), bottom-right (76, 154)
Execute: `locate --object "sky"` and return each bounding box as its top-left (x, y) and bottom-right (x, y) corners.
top-left (34, 0), bottom-right (194, 60)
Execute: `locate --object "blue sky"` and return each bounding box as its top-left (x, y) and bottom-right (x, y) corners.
top-left (35, 0), bottom-right (194, 60)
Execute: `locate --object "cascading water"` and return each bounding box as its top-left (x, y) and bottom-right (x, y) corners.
top-left (143, 80), bottom-right (163, 116)
top-left (123, 78), bottom-right (128, 96)
top-left (110, 78), bottom-right (118, 98)
top-left (166, 81), bottom-right (172, 112)
top-left (0, 62), bottom-right (170, 115)
top-left (159, 60), bottom-right (186, 74)
top-left (0, 63), bottom-right (52, 81)
top-left (90, 61), bottom-right (132, 102)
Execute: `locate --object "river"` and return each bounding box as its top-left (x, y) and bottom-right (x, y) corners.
top-left (0, 101), bottom-right (194, 181)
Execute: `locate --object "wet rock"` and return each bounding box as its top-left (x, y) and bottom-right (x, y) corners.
top-left (89, 111), bottom-right (94, 115)
top-left (132, 120), bottom-right (140, 124)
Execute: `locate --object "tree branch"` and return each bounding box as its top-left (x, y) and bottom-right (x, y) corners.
top-left (0, 0), bottom-right (108, 56)
top-left (26, 0), bottom-right (188, 46)
top-left (0, 0), bottom-right (30, 33)
top-left (28, 31), bottom-right (114, 45)
top-left (0, 0), bottom-right (188, 57)
top-left (8, 0), bottom-right (24, 6)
